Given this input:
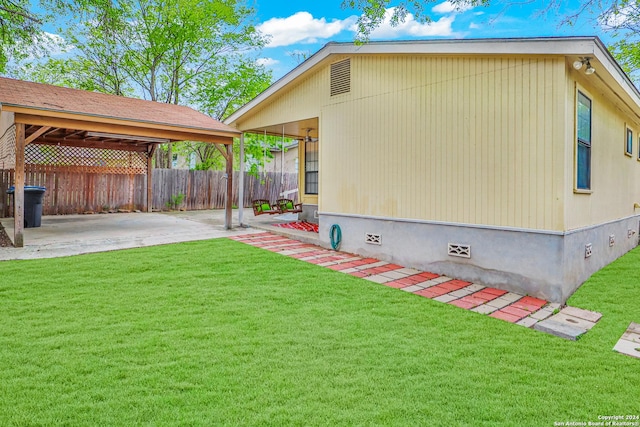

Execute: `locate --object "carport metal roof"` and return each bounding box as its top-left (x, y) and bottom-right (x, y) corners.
top-left (0, 77), bottom-right (240, 247)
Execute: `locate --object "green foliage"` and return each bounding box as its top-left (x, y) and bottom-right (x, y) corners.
top-left (194, 58), bottom-right (273, 121)
top-left (0, 240), bottom-right (638, 424)
top-left (611, 39), bottom-right (640, 84)
top-left (165, 192), bottom-right (185, 210)
top-left (243, 133), bottom-right (296, 177)
top-left (174, 133), bottom-right (294, 177)
top-left (0, 0), bottom-right (42, 71)
top-left (31, 0), bottom-right (268, 104)
top-left (8, 0), bottom-right (273, 170)
top-left (342, 0), bottom-right (491, 41)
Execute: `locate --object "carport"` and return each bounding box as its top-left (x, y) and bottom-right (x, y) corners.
top-left (0, 77), bottom-right (239, 247)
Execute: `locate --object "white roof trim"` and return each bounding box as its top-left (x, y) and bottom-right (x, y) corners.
top-left (225, 36), bottom-right (640, 126)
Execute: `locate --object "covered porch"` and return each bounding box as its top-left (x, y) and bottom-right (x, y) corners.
top-left (237, 117), bottom-right (319, 226)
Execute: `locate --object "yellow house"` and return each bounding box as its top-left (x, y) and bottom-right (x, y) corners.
top-left (225, 37), bottom-right (640, 303)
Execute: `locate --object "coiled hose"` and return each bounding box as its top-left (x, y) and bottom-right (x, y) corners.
top-left (329, 224), bottom-right (342, 251)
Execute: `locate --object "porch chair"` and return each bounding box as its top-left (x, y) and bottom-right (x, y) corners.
top-left (275, 198), bottom-right (303, 214)
top-left (252, 199), bottom-right (280, 215)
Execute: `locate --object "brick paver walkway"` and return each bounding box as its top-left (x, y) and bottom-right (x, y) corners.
top-left (229, 232), bottom-right (560, 327)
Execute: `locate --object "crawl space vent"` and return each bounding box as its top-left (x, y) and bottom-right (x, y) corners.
top-left (448, 243), bottom-right (471, 258)
top-left (330, 59), bottom-right (351, 96)
top-left (365, 233), bottom-right (381, 245)
top-left (585, 243), bottom-right (593, 258)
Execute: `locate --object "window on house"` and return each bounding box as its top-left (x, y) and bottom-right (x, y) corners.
top-left (627, 128), bottom-right (633, 156)
top-left (305, 139), bottom-right (318, 195)
top-left (576, 91), bottom-right (592, 190)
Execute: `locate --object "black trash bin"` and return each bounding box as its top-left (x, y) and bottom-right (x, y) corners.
top-left (7, 186), bottom-right (46, 228)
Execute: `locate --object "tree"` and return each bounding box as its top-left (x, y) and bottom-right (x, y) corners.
top-left (596, 2), bottom-right (640, 82)
top-left (341, 0), bottom-right (637, 41)
top-left (0, 0), bottom-right (42, 71)
top-left (341, 0), bottom-right (490, 40)
top-left (18, 0), bottom-right (271, 168)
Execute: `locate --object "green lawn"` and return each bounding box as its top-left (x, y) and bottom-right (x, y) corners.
top-left (0, 239), bottom-right (638, 426)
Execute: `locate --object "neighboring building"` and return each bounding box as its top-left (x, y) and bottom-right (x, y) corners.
top-left (267, 141), bottom-right (299, 175)
top-left (225, 37), bottom-right (640, 303)
top-left (170, 142), bottom-right (298, 174)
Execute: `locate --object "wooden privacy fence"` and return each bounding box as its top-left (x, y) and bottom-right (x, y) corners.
top-left (0, 168), bottom-right (298, 217)
top-left (153, 169), bottom-right (298, 211)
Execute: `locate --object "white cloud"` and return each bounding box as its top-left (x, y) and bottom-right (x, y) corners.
top-left (40, 32), bottom-right (74, 56)
top-left (469, 22), bottom-right (481, 29)
top-left (256, 57), bottom-right (279, 67)
top-left (432, 1), bottom-right (474, 14)
top-left (258, 12), bottom-right (356, 48)
top-left (599, 4), bottom-right (638, 29)
top-left (17, 32), bottom-right (74, 60)
top-left (365, 8), bottom-right (457, 38)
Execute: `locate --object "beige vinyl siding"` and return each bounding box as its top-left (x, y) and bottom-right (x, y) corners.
top-left (234, 58), bottom-right (349, 132)
top-left (565, 71), bottom-right (640, 230)
top-left (321, 55), bottom-right (566, 230)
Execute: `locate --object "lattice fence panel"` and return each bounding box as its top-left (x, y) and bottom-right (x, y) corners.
top-left (0, 125), bottom-right (16, 170)
top-left (25, 145), bottom-right (148, 174)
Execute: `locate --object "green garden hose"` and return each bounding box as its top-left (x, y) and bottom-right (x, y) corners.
top-left (329, 224), bottom-right (342, 251)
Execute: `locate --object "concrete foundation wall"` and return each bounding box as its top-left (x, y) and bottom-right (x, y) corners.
top-left (560, 215), bottom-right (640, 301)
top-left (300, 204), bottom-right (319, 224)
top-left (318, 213), bottom-right (640, 303)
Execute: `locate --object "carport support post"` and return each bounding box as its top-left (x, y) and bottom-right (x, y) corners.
top-left (14, 123), bottom-right (25, 247)
top-left (225, 143), bottom-right (233, 229)
top-left (146, 144), bottom-right (157, 213)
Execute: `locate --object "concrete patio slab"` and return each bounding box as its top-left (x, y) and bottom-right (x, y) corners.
top-left (613, 337), bottom-right (640, 359)
top-left (612, 322), bottom-right (640, 359)
top-left (533, 319), bottom-right (587, 341)
top-left (551, 312), bottom-right (598, 331)
top-left (533, 307), bottom-right (602, 340)
top-left (561, 306), bottom-right (603, 323)
top-left (622, 331), bottom-right (640, 344)
top-left (0, 210), bottom-right (260, 260)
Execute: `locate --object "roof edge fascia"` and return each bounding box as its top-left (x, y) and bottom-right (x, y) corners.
top-left (2, 103), bottom-right (241, 137)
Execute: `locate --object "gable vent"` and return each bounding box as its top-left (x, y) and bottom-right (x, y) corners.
top-left (330, 59), bottom-right (351, 96)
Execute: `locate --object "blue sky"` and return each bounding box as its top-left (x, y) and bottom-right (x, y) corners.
top-left (251, 0), bottom-right (615, 80)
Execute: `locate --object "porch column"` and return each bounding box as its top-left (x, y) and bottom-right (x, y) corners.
top-left (225, 143), bottom-right (233, 229)
top-left (238, 134), bottom-right (245, 226)
top-left (14, 123), bottom-right (25, 247)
